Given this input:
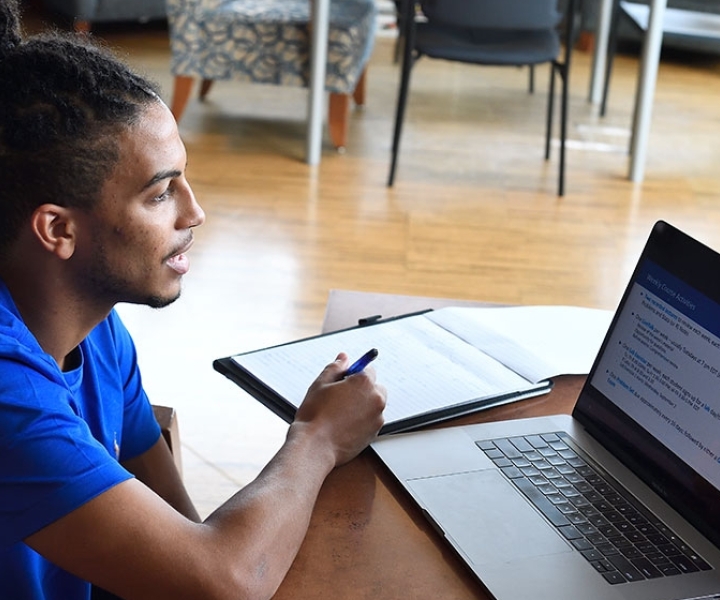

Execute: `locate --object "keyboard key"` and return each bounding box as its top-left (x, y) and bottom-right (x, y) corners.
top-left (589, 514), bottom-right (611, 527)
top-left (671, 555), bottom-right (700, 574)
top-left (577, 523), bottom-right (598, 536)
top-left (686, 552), bottom-right (712, 571)
top-left (566, 512), bottom-right (588, 525)
top-left (558, 524), bottom-right (583, 540)
top-left (631, 557), bottom-right (663, 579)
top-left (596, 543), bottom-right (620, 557)
top-left (572, 538), bottom-right (594, 551)
top-left (494, 438), bottom-right (523, 459)
top-left (658, 563), bottom-right (682, 577)
top-left (520, 466), bottom-right (542, 478)
top-left (621, 547), bottom-right (644, 560)
top-left (525, 435), bottom-right (549, 449)
top-left (484, 448), bottom-right (504, 460)
top-left (513, 477), bottom-right (570, 527)
top-left (578, 505), bottom-right (601, 518)
top-left (524, 451), bottom-right (544, 462)
top-left (500, 466), bottom-right (524, 479)
top-left (601, 571), bottom-right (626, 584)
top-left (582, 549), bottom-right (605, 562)
top-left (510, 437), bottom-right (534, 453)
top-left (586, 532), bottom-right (608, 545)
top-left (608, 555), bottom-right (646, 582)
top-left (591, 559), bottom-right (614, 573)
top-left (475, 440), bottom-right (496, 451)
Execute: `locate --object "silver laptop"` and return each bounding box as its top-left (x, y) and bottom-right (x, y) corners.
top-left (372, 221), bottom-right (720, 600)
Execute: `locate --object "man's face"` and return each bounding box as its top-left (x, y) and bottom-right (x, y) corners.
top-left (73, 101), bottom-right (205, 309)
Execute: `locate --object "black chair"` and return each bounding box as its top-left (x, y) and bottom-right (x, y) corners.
top-left (387, 0), bottom-right (578, 196)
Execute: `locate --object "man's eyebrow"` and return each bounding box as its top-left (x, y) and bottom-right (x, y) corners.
top-left (142, 169), bottom-right (182, 191)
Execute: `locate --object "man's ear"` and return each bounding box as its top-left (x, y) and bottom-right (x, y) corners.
top-left (30, 204), bottom-right (78, 260)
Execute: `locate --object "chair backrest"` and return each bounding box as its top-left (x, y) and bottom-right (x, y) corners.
top-left (419, 0), bottom-right (561, 30)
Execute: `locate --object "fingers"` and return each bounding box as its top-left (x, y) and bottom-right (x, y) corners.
top-left (313, 353), bottom-right (348, 384)
top-left (316, 352), bottom-right (378, 384)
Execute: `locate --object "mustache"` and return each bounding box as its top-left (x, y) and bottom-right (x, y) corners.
top-left (164, 233), bottom-right (194, 262)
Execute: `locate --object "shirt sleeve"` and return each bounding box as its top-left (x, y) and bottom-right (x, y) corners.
top-left (0, 369), bottom-right (133, 547)
top-left (0, 310), bottom-right (160, 547)
top-left (105, 311), bottom-right (161, 462)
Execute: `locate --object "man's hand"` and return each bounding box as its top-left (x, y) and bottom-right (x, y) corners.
top-left (292, 353), bottom-right (386, 467)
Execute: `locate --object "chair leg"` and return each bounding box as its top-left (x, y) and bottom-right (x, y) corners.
top-left (329, 93), bottom-right (350, 150)
top-left (170, 75), bottom-right (195, 123)
top-left (555, 0), bottom-right (578, 197)
top-left (545, 66), bottom-right (556, 162)
top-left (559, 64), bottom-right (569, 197)
top-left (73, 19), bottom-right (91, 33)
top-left (199, 79), bottom-right (214, 101)
top-left (388, 55), bottom-right (413, 186)
top-left (601, 0), bottom-right (622, 117)
top-left (528, 65), bottom-right (535, 94)
top-left (388, 0), bottom-right (417, 187)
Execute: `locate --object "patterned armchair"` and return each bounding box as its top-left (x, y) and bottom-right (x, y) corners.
top-left (166, 0), bottom-right (377, 150)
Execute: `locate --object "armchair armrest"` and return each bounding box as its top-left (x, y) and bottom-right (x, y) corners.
top-left (152, 405), bottom-right (183, 478)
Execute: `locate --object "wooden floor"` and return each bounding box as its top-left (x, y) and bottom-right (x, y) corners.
top-left (23, 5), bottom-right (720, 516)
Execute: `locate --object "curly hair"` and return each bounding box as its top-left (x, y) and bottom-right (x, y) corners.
top-left (0, 0), bottom-right (162, 256)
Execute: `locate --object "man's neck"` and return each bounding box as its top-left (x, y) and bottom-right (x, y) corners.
top-left (0, 264), bottom-right (110, 370)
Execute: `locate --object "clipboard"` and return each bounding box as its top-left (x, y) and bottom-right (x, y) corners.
top-left (213, 308), bottom-right (554, 435)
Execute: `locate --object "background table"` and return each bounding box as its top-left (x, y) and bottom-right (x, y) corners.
top-left (590, 0), bottom-right (667, 183)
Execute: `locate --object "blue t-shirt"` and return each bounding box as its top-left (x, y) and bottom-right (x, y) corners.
top-left (0, 280), bottom-right (161, 599)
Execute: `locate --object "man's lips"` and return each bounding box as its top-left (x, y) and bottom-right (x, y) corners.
top-left (166, 238), bottom-right (193, 275)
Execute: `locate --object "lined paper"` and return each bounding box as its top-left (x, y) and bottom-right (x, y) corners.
top-left (231, 305), bottom-right (612, 426)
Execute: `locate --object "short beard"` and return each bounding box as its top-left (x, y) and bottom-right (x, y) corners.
top-left (145, 290), bottom-right (182, 309)
top-left (81, 242), bottom-right (183, 310)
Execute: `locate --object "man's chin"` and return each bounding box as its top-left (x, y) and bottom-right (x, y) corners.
top-left (121, 288), bottom-right (181, 310)
top-left (145, 291), bottom-right (182, 309)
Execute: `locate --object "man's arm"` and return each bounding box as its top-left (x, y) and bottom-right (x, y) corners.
top-left (122, 435), bottom-right (201, 523)
top-left (26, 354), bottom-right (385, 600)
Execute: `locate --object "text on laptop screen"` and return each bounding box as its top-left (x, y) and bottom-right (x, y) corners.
top-left (591, 259), bottom-right (720, 493)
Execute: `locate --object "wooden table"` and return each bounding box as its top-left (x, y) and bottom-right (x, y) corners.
top-left (274, 375), bottom-right (584, 599)
top-left (274, 290), bottom-right (586, 598)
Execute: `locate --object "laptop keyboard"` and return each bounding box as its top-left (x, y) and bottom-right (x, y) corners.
top-left (476, 432), bottom-right (712, 585)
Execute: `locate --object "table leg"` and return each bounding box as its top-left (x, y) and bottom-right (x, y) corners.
top-left (307, 0), bottom-right (330, 165)
top-left (629, 0), bottom-right (666, 182)
top-left (589, 0), bottom-right (615, 104)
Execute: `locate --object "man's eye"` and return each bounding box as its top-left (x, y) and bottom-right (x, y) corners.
top-left (153, 187), bottom-right (172, 202)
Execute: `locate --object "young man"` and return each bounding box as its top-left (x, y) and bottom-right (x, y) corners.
top-left (0, 2), bottom-right (387, 598)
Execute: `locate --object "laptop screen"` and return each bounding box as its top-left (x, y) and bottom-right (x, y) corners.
top-left (575, 221), bottom-right (720, 547)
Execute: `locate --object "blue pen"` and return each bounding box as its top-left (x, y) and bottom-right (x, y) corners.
top-left (344, 348), bottom-right (378, 378)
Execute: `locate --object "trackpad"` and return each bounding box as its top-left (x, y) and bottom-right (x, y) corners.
top-left (407, 469), bottom-right (572, 567)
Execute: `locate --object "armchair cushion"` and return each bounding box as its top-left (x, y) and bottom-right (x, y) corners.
top-left (167, 0), bottom-right (376, 94)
